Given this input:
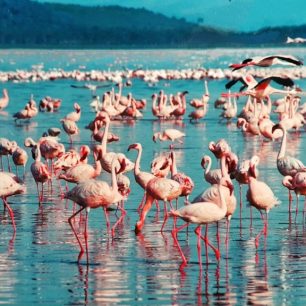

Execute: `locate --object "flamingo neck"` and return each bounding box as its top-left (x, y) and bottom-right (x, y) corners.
top-left (36, 144), bottom-right (42, 162)
top-left (134, 147), bottom-right (142, 176)
top-left (220, 156), bottom-right (228, 177)
top-left (278, 125), bottom-right (287, 159)
top-left (170, 152), bottom-right (178, 176)
top-left (204, 156), bottom-right (212, 176)
top-left (101, 119), bottom-right (110, 154)
top-left (111, 160), bottom-right (118, 191)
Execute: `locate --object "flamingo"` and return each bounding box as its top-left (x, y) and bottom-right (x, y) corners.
top-left (64, 103), bottom-right (81, 122)
top-left (272, 124), bottom-right (306, 177)
top-left (150, 153), bottom-right (171, 178)
top-left (58, 146), bottom-right (102, 184)
top-left (94, 112), bottom-right (134, 174)
top-left (53, 145), bottom-right (90, 173)
top-left (60, 118), bottom-right (79, 144)
top-left (229, 55), bottom-right (303, 71)
top-left (201, 155), bottom-right (222, 185)
top-left (65, 158), bottom-right (125, 263)
top-left (282, 175), bottom-right (306, 219)
top-left (188, 101), bottom-right (208, 122)
top-left (170, 177), bottom-right (233, 268)
top-left (92, 120), bottom-right (120, 143)
top-left (0, 89), bottom-right (9, 110)
top-left (246, 156), bottom-right (279, 248)
top-left (0, 138), bottom-right (16, 171)
top-left (30, 144), bottom-right (52, 203)
top-left (128, 143), bottom-right (155, 212)
top-left (0, 172), bottom-right (26, 232)
top-left (153, 129), bottom-right (185, 149)
top-left (12, 146), bottom-right (28, 178)
top-left (169, 151), bottom-right (194, 203)
top-left (135, 176), bottom-right (182, 233)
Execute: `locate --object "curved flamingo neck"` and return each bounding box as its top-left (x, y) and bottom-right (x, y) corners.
top-left (111, 160), bottom-right (118, 191)
top-left (170, 152), bottom-right (178, 176)
top-left (204, 80), bottom-right (209, 96)
top-left (220, 156), bottom-right (228, 177)
top-left (101, 118), bottom-right (110, 154)
top-left (134, 146), bottom-right (142, 176)
top-left (278, 125), bottom-right (287, 159)
top-left (36, 144), bottom-right (42, 162)
top-left (204, 156), bottom-right (212, 176)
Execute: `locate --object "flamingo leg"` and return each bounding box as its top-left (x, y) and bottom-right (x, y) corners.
top-left (195, 225), bottom-right (203, 269)
top-left (161, 201), bottom-right (168, 232)
top-left (7, 155), bottom-right (11, 172)
top-left (111, 205), bottom-right (126, 236)
top-left (171, 222), bottom-right (189, 265)
top-left (255, 210), bottom-right (265, 249)
top-left (84, 209), bottom-right (89, 264)
top-left (295, 194), bottom-right (299, 223)
top-left (135, 194), bottom-right (154, 234)
top-left (200, 224), bottom-right (220, 261)
top-left (103, 207), bottom-right (110, 232)
top-left (3, 198), bottom-right (16, 233)
top-left (68, 207), bottom-right (86, 262)
top-left (288, 190), bottom-right (292, 212)
top-left (137, 191), bottom-right (146, 213)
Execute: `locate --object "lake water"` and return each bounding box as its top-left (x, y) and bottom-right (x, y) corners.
top-left (1, 48), bottom-right (306, 305)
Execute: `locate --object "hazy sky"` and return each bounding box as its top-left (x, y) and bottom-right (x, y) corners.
top-left (35, 0), bottom-right (306, 31)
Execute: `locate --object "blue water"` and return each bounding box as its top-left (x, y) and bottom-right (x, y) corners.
top-left (0, 48), bottom-right (306, 305)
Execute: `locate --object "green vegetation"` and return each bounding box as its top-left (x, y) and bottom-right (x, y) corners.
top-left (0, 0), bottom-right (305, 48)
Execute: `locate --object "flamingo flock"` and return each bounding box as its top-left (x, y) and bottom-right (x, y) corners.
top-left (1, 52), bottom-right (306, 272)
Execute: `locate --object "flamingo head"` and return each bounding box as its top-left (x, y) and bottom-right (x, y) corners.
top-left (80, 145), bottom-right (91, 161)
top-left (282, 176), bottom-right (294, 190)
top-left (24, 137), bottom-right (36, 147)
top-left (128, 143), bottom-right (140, 151)
top-left (249, 155), bottom-right (260, 178)
top-left (272, 123), bottom-right (282, 134)
top-left (201, 155), bottom-right (210, 169)
top-left (93, 146), bottom-right (103, 161)
top-left (152, 133), bottom-right (159, 143)
top-left (74, 103), bottom-right (81, 112)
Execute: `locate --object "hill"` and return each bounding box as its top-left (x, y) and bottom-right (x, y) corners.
top-left (0, 0), bottom-right (305, 48)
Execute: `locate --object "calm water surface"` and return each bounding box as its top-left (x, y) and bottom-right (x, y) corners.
top-left (1, 48), bottom-right (306, 305)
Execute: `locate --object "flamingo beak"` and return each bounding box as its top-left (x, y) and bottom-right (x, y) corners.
top-left (272, 124), bottom-right (281, 134)
top-left (249, 164), bottom-right (257, 178)
top-left (128, 144), bottom-right (138, 151)
top-left (201, 157), bottom-right (206, 169)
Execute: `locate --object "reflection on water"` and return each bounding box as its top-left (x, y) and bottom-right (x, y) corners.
top-left (0, 48), bottom-right (306, 304)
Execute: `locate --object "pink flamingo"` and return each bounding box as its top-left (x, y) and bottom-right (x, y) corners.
top-left (153, 129), bottom-right (185, 149)
top-left (12, 145), bottom-right (28, 178)
top-left (58, 146), bottom-right (102, 184)
top-left (272, 123), bottom-right (306, 201)
top-left (201, 155), bottom-right (222, 185)
top-left (64, 102), bottom-right (81, 122)
top-left (188, 101), bottom-right (208, 122)
top-left (94, 112), bottom-right (134, 174)
top-left (283, 173), bottom-right (306, 219)
top-left (135, 176), bottom-right (182, 233)
top-left (0, 172), bottom-right (26, 233)
top-left (60, 118), bottom-right (79, 144)
top-left (170, 177), bottom-right (233, 268)
top-left (0, 88), bottom-right (9, 110)
top-left (246, 156), bottom-right (279, 248)
top-left (65, 158), bottom-right (125, 263)
top-left (128, 143), bottom-right (155, 212)
top-left (150, 153), bottom-right (171, 178)
top-left (0, 138), bottom-right (16, 171)
top-left (30, 144), bottom-right (52, 203)
top-left (169, 151), bottom-right (194, 203)
top-left (92, 120), bottom-right (119, 143)
top-left (229, 55), bottom-right (303, 70)
top-left (53, 145), bottom-right (90, 173)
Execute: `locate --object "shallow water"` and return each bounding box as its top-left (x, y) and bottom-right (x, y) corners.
top-left (1, 48), bottom-right (306, 305)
